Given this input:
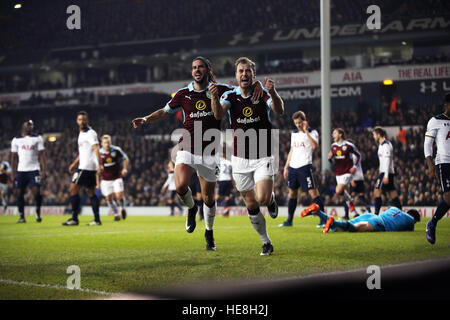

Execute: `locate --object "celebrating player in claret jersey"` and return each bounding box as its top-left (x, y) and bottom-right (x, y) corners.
top-left (328, 128), bottom-right (359, 220)
top-left (372, 126), bottom-right (402, 215)
top-left (211, 57), bottom-right (284, 256)
top-left (132, 57), bottom-right (263, 251)
top-left (0, 154), bottom-right (12, 212)
top-left (99, 135), bottom-right (129, 221)
top-left (62, 111), bottom-right (103, 226)
top-left (424, 93), bottom-right (450, 244)
top-left (10, 120), bottom-right (47, 223)
top-left (282, 111), bottom-right (325, 228)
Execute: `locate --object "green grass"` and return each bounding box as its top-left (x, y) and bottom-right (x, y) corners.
top-left (0, 214), bottom-right (449, 299)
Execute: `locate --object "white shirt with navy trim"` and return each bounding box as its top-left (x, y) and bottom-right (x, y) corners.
top-left (11, 135), bottom-right (45, 172)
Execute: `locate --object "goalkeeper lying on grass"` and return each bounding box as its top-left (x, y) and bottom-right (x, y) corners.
top-left (300, 203), bottom-right (420, 234)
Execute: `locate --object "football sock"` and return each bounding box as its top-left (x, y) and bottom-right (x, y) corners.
top-left (358, 195), bottom-right (371, 212)
top-left (18, 192), bottom-right (25, 218)
top-left (203, 202), bottom-right (216, 231)
top-left (196, 199), bottom-right (204, 220)
top-left (90, 195), bottom-right (100, 223)
top-left (432, 201), bottom-right (450, 225)
top-left (375, 197), bottom-right (382, 215)
top-left (107, 199), bottom-right (119, 216)
top-left (70, 194), bottom-right (80, 221)
top-left (392, 197), bottom-right (402, 210)
top-left (332, 220), bottom-right (356, 232)
top-left (177, 187), bottom-right (195, 209)
top-left (313, 196), bottom-right (324, 212)
top-left (343, 190), bottom-right (353, 202)
top-left (116, 198), bottom-right (125, 213)
top-left (287, 198), bottom-right (297, 224)
top-left (343, 201), bottom-right (349, 219)
top-left (248, 208), bottom-right (270, 244)
top-left (35, 194), bottom-right (42, 218)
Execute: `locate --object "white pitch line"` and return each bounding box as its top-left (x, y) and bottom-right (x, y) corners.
top-left (0, 278), bottom-right (119, 296)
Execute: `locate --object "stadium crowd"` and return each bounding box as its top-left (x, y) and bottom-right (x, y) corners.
top-left (2, 0), bottom-right (448, 52)
top-left (0, 102), bottom-right (443, 211)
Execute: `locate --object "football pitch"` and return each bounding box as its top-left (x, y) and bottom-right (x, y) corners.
top-left (0, 214), bottom-right (449, 300)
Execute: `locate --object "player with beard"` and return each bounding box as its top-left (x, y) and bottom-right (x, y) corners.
top-left (328, 128), bottom-right (359, 220)
top-left (62, 111), bottom-right (103, 226)
top-left (10, 120), bottom-right (47, 223)
top-left (211, 57), bottom-right (284, 256)
top-left (132, 57), bottom-right (263, 251)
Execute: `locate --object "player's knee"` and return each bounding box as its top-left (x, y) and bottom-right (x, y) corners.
top-left (202, 194), bottom-right (215, 207)
top-left (443, 192), bottom-right (450, 205)
top-left (256, 193), bottom-right (271, 206)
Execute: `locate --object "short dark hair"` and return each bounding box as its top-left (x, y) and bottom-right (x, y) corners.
top-left (292, 111), bottom-right (306, 121)
top-left (372, 126), bottom-right (386, 137)
top-left (407, 209), bottom-right (421, 223)
top-left (77, 111), bottom-right (88, 117)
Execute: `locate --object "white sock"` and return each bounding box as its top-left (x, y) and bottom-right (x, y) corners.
top-left (344, 190), bottom-right (353, 202)
top-left (177, 187), bottom-right (195, 209)
top-left (107, 199), bottom-right (119, 216)
top-left (204, 203), bottom-right (216, 230)
top-left (249, 211), bottom-right (270, 244)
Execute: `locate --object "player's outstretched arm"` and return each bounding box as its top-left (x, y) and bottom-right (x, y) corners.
top-left (210, 83), bottom-right (228, 120)
top-left (265, 77), bottom-right (284, 115)
top-left (132, 108), bottom-right (170, 128)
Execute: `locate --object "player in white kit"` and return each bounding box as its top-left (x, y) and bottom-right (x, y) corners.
top-left (425, 93), bottom-right (450, 244)
top-left (372, 127), bottom-right (402, 215)
top-left (62, 111), bottom-right (103, 226)
top-left (10, 120), bottom-right (47, 223)
top-left (281, 111), bottom-right (325, 227)
top-left (349, 146), bottom-right (371, 215)
top-left (162, 161), bottom-right (183, 216)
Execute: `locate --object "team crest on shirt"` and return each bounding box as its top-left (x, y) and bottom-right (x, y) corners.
top-left (195, 100), bottom-right (207, 111)
top-left (343, 146), bottom-right (347, 151)
top-left (243, 107), bottom-right (253, 117)
top-left (111, 151), bottom-right (116, 157)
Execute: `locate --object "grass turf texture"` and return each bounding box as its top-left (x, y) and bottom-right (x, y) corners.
top-left (0, 214), bottom-right (449, 299)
